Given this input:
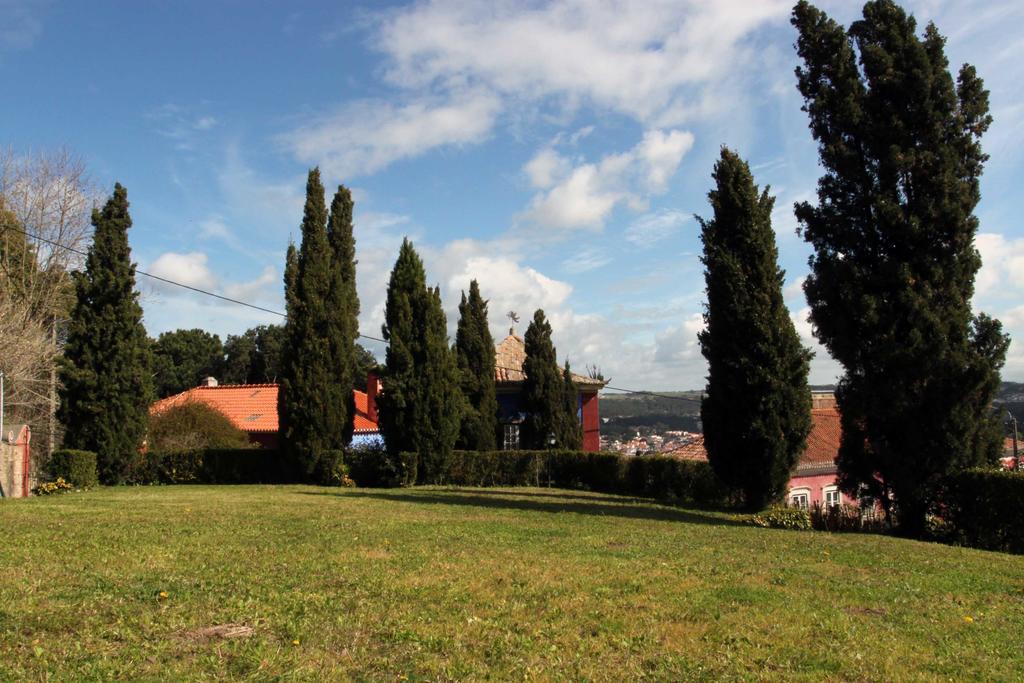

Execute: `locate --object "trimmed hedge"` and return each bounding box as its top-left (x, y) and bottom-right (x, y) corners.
top-left (135, 449), bottom-right (298, 485)
top-left (405, 449), bottom-right (732, 508)
top-left (944, 468), bottom-right (1024, 554)
top-left (48, 449), bottom-right (98, 489)
top-left (132, 446), bottom-right (731, 508)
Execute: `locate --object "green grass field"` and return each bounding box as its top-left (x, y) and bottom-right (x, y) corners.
top-left (1, 486), bottom-right (1022, 681)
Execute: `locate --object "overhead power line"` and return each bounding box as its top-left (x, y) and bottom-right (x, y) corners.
top-left (9, 225), bottom-right (697, 401)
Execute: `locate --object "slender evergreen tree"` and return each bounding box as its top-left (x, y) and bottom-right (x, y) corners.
top-left (378, 239), bottom-right (462, 479)
top-left (415, 285), bottom-right (463, 481)
top-left (278, 168), bottom-right (339, 480)
top-left (378, 239), bottom-right (426, 459)
top-left (521, 309), bottom-right (570, 449)
top-left (555, 361), bottom-right (583, 450)
top-left (697, 148), bottom-right (812, 511)
top-left (454, 280), bottom-right (498, 450)
top-left (326, 185), bottom-right (359, 445)
top-left (792, 1), bottom-right (1009, 534)
top-left (59, 183), bottom-right (153, 484)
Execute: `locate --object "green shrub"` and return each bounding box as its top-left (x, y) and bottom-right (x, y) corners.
top-left (319, 450), bottom-right (351, 487)
top-left (137, 449), bottom-right (297, 485)
top-left (31, 478), bottom-right (74, 496)
top-left (346, 443), bottom-right (404, 487)
top-left (944, 468), bottom-right (1024, 553)
top-left (397, 450), bottom-right (733, 508)
top-left (148, 400), bottom-right (253, 452)
top-left (48, 449), bottom-right (98, 488)
top-left (747, 506), bottom-right (812, 530)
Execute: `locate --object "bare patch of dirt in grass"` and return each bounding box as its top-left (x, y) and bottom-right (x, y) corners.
top-left (182, 624), bottom-right (255, 642)
top-left (844, 607), bottom-right (888, 618)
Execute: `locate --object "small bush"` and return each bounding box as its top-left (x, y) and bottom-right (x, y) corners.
top-left (747, 506), bottom-right (812, 530)
top-left (48, 449), bottom-right (98, 488)
top-left (137, 449), bottom-right (296, 485)
top-left (319, 450), bottom-right (350, 487)
top-left (32, 478), bottom-right (74, 496)
top-left (148, 400), bottom-right (253, 452)
top-left (345, 443), bottom-right (404, 487)
top-left (809, 502), bottom-right (888, 533)
top-left (944, 468), bottom-right (1024, 554)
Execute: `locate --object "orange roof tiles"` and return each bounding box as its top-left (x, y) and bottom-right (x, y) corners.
top-left (150, 385), bottom-right (378, 434)
top-left (659, 407), bottom-right (843, 472)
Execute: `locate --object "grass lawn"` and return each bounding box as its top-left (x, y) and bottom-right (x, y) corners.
top-left (1, 486), bottom-right (1022, 681)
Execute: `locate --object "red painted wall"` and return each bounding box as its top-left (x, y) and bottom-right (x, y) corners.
top-left (581, 391), bottom-right (600, 452)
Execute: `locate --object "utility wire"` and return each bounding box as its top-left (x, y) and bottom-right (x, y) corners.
top-left (9, 225), bottom-right (695, 401)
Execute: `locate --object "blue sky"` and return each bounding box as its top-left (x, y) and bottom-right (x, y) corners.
top-left (3, 0), bottom-right (1023, 390)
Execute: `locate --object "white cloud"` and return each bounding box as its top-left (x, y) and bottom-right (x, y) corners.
top-left (521, 129), bottom-right (693, 231)
top-left (376, 0), bottom-right (789, 126)
top-left (224, 265), bottom-right (277, 302)
top-left (524, 148), bottom-right (569, 189)
top-left (281, 90), bottom-right (501, 179)
top-left (148, 252), bottom-right (218, 290)
top-left (976, 232), bottom-right (1024, 296)
top-left (625, 209), bottom-right (689, 248)
top-left (561, 248), bottom-right (611, 274)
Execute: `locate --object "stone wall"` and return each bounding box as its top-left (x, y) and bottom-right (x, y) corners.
top-left (0, 424), bottom-right (31, 498)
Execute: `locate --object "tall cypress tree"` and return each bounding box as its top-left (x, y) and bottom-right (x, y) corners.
top-left (326, 185), bottom-right (359, 445)
top-left (697, 148), bottom-right (812, 511)
top-left (415, 285), bottom-right (463, 482)
top-left (378, 238), bottom-right (426, 459)
top-left (378, 239), bottom-right (462, 480)
top-left (454, 280), bottom-right (498, 450)
top-left (555, 361), bottom-right (583, 450)
top-left (278, 168), bottom-right (338, 480)
top-left (59, 183), bottom-right (153, 484)
top-left (792, 1), bottom-right (1008, 534)
top-left (521, 309), bottom-right (567, 450)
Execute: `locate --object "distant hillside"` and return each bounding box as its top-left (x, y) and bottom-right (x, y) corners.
top-left (600, 382), bottom-right (1022, 440)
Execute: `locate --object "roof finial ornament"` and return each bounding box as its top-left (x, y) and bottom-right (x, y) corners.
top-left (507, 310), bottom-right (519, 336)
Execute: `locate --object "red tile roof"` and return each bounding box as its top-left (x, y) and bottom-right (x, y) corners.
top-left (150, 385), bottom-right (378, 434)
top-left (660, 407), bottom-right (842, 473)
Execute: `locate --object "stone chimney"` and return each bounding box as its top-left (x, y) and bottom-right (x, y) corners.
top-left (366, 371), bottom-right (380, 423)
top-left (200, 376), bottom-right (219, 388)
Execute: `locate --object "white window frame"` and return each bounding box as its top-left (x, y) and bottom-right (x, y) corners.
top-left (789, 487), bottom-right (811, 509)
top-left (823, 485), bottom-right (841, 509)
top-left (502, 423), bottom-right (520, 451)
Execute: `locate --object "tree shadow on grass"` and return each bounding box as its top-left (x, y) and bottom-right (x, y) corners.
top-left (299, 488), bottom-right (744, 527)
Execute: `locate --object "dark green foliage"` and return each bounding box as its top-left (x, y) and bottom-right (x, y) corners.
top-left (396, 449), bottom-right (732, 508)
top-left (47, 449), bottom-right (98, 489)
top-left (278, 169), bottom-right (345, 479)
top-left (326, 185), bottom-right (360, 445)
top-left (378, 239), bottom-right (426, 459)
top-left (809, 502), bottom-right (888, 533)
top-left (697, 148), bottom-right (812, 511)
top-left (137, 449), bottom-right (296, 485)
top-left (345, 442), bottom-right (403, 488)
top-left (151, 329), bottom-right (224, 397)
top-left (147, 401), bottom-right (253, 452)
top-left (454, 280), bottom-right (498, 450)
top-left (555, 362), bottom-right (583, 450)
top-left (59, 184), bottom-right (153, 484)
top-left (222, 325), bottom-right (287, 385)
top-left (944, 468), bottom-right (1024, 554)
top-left (522, 310), bottom-right (579, 449)
top-left (414, 286), bottom-right (462, 483)
top-left (792, 1), bottom-right (1010, 534)
top-left (378, 240), bottom-right (462, 481)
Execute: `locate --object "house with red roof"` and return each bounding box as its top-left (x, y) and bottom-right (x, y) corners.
top-left (493, 329), bottom-right (608, 451)
top-left (660, 392), bottom-right (855, 508)
top-left (150, 376), bottom-right (381, 449)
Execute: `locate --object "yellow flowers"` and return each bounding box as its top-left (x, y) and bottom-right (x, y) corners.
top-left (158, 591), bottom-right (169, 601)
top-left (292, 639), bottom-right (301, 647)
top-left (963, 616), bottom-right (974, 623)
